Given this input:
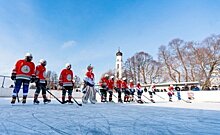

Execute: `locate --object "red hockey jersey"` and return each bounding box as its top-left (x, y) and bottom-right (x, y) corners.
top-left (100, 77), bottom-right (109, 87)
top-left (121, 81), bottom-right (128, 89)
top-left (12, 59), bottom-right (35, 80)
top-left (116, 79), bottom-right (122, 89)
top-left (108, 79), bottom-right (114, 90)
top-left (136, 83), bottom-right (141, 89)
top-left (86, 71), bottom-right (94, 81)
top-left (59, 69), bottom-right (74, 86)
top-left (129, 82), bottom-right (134, 89)
top-left (35, 65), bottom-right (46, 83)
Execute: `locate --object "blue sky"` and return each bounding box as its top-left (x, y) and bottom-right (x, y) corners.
top-left (0, 0), bottom-right (220, 81)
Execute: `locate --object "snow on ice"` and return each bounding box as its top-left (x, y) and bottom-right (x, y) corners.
top-left (0, 98), bottom-right (220, 135)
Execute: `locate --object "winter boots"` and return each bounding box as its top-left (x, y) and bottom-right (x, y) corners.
top-left (62, 96), bottom-right (73, 104)
top-left (62, 96), bottom-right (67, 104)
top-left (101, 96), bottom-right (107, 102)
top-left (137, 99), bottom-right (144, 104)
top-left (43, 94), bottom-right (51, 103)
top-left (68, 96), bottom-right (73, 104)
top-left (33, 94), bottom-right (51, 104)
top-left (11, 96), bottom-right (16, 104)
top-left (33, 94), bottom-right (40, 104)
top-left (22, 95), bottom-right (27, 104)
top-left (118, 98), bottom-right (123, 103)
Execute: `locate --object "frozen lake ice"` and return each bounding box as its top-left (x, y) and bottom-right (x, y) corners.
top-left (0, 98), bottom-right (220, 135)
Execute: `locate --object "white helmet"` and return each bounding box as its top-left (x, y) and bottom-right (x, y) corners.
top-left (110, 76), bottom-right (114, 79)
top-left (130, 80), bottom-right (133, 82)
top-left (25, 52), bottom-right (32, 57)
top-left (137, 81), bottom-right (140, 84)
top-left (104, 74), bottom-right (109, 77)
top-left (39, 59), bottom-right (46, 63)
top-left (65, 63), bottom-right (71, 68)
top-left (122, 77), bottom-right (126, 81)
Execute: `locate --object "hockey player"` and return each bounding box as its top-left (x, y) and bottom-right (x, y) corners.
top-left (116, 78), bottom-right (123, 103)
top-left (168, 84), bottom-right (174, 102)
top-left (59, 63), bottom-right (74, 104)
top-left (129, 80), bottom-right (135, 102)
top-left (99, 74), bottom-right (109, 102)
top-left (187, 90), bottom-right (195, 100)
top-left (136, 82), bottom-right (143, 103)
top-left (33, 59), bottom-right (51, 104)
top-left (108, 76), bottom-right (115, 102)
top-left (82, 65), bottom-right (96, 104)
top-left (148, 84), bottom-right (156, 103)
top-left (11, 53), bottom-right (35, 104)
top-left (122, 77), bottom-right (130, 102)
top-left (175, 86), bottom-right (181, 101)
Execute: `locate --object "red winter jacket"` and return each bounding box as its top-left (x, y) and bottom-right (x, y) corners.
top-left (100, 77), bottom-right (109, 88)
top-left (35, 65), bottom-right (46, 83)
top-left (116, 79), bottom-right (122, 89)
top-left (86, 71), bottom-right (94, 81)
top-left (12, 59), bottom-right (35, 80)
top-left (59, 69), bottom-right (74, 86)
top-left (129, 82), bottom-right (134, 89)
top-left (136, 83), bottom-right (141, 89)
top-left (108, 79), bottom-right (114, 90)
top-left (121, 81), bottom-right (128, 89)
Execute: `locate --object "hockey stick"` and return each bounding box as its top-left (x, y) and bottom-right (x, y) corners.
top-left (46, 89), bottom-right (63, 104)
top-left (134, 94), bottom-right (148, 103)
top-left (173, 94), bottom-right (191, 103)
top-left (16, 89), bottom-right (20, 103)
top-left (142, 94), bottom-right (155, 103)
top-left (72, 97), bottom-right (82, 106)
top-left (95, 88), bottom-right (103, 97)
top-left (113, 93), bottom-right (117, 98)
top-left (154, 93), bottom-right (165, 100)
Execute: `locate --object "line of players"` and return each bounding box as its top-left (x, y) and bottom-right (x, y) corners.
top-left (10, 53), bottom-right (78, 104)
top-left (99, 74), bottom-right (149, 104)
top-left (9, 52), bottom-right (181, 104)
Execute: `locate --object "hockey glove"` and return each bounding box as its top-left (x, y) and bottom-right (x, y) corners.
top-left (11, 73), bottom-right (16, 80)
top-left (59, 81), bottom-right (63, 86)
top-left (31, 75), bottom-right (36, 83)
top-left (35, 78), bottom-right (40, 83)
top-left (45, 80), bottom-right (47, 86)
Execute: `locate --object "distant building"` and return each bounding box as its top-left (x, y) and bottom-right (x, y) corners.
top-left (115, 49), bottom-right (123, 79)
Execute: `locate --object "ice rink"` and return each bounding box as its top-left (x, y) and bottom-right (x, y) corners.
top-left (0, 98), bottom-right (220, 135)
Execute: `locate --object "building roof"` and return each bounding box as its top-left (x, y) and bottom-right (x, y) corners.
top-left (116, 50), bottom-right (123, 56)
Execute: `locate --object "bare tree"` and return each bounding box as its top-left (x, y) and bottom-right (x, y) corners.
top-left (124, 52), bottom-right (160, 84)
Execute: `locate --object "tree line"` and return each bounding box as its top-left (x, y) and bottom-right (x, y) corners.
top-left (103, 34), bottom-right (220, 89)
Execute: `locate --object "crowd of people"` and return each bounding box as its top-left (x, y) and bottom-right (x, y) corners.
top-left (11, 52), bottom-right (76, 104)
top-left (10, 52), bottom-right (195, 105)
